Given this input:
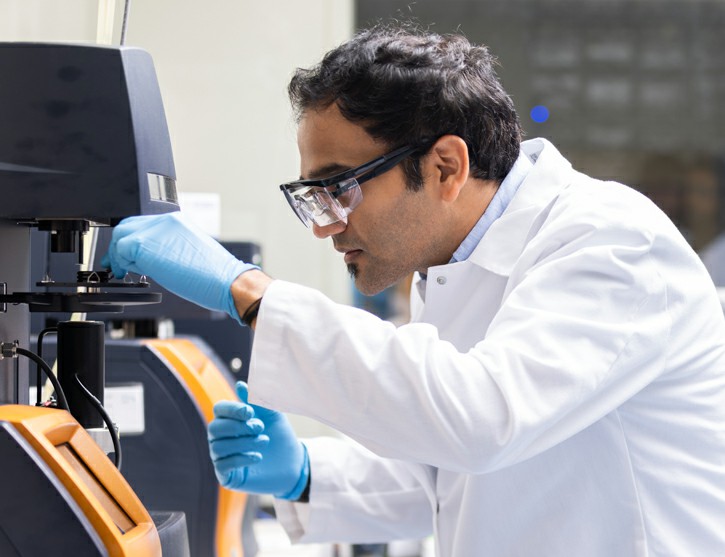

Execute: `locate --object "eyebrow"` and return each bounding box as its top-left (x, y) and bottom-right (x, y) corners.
top-left (302, 162), bottom-right (353, 180)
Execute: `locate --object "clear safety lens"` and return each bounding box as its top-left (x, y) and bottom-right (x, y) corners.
top-left (336, 178), bottom-right (363, 216)
top-left (290, 178), bottom-right (362, 228)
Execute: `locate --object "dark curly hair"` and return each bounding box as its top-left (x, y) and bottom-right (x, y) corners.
top-left (288, 22), bottom-right (522, 190)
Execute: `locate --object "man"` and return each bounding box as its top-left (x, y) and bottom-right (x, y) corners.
top-left (103, 23), bottom-right (725, 556)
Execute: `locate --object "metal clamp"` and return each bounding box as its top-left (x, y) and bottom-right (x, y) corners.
top-left (0, 340), bottom-right (18, 360)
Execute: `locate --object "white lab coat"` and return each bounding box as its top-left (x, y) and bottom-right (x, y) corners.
top-left (248, 138), bottom-right (725, 556)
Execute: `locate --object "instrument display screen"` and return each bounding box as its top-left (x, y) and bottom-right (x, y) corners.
top-left (56, 443), bottom-right (135, 534)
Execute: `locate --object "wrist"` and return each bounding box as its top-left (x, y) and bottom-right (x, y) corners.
top-left (230, 269), bottom-right (273, 328)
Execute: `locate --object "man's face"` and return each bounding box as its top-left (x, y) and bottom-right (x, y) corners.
top-left (297, 104), bottom-right (450, 295)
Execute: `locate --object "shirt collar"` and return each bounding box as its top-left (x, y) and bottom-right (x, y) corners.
top-left (450, 150), bottom-right (533, 264)
top-left (416, 149), bottom-right (533, 298)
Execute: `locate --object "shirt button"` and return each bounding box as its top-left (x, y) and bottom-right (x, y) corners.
top-left (436, 276), bottom-right (447, 285)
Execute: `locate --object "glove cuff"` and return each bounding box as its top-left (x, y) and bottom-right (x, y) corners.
top-left (277, 443), bottom-right (310, 501)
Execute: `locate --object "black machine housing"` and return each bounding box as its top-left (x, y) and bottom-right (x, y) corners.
top-left (0, 42), bottom-right (177, 223)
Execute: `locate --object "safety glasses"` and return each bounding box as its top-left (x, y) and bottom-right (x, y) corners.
top-left (279, 144), bottom-right (420, 228)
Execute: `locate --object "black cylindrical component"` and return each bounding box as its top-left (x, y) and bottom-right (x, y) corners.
top-left (50, 230), bottom-right (78, 253)
top-left (57, 321), bottom-right (105, 428)
top-left (39, 220), bottom-right (89, 254)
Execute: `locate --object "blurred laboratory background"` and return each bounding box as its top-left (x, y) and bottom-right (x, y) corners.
top-left (2, 1), bottom-right (723, 556)
top-left (3, 0), bottom-right (723, 300)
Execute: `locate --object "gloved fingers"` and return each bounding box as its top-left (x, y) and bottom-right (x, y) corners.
top-left (104, 215), bottom-right (159, 278)
top-left (209, 434), bottom-right (270, 461)
top-left (215, 465), bottom-right (248, 489)
top-left (212, 450), bottom-right (265, 475)
top-left (213, 399), bottom-right (255, 421)
top-left (99, 253), bottom-right (115, 275)
top-left (103, 239), bottom-right (128, 280)
top-left (105, 214), bottom-right (182, 279)
top-left (208, 416), bottom-right (264, 440)
top-left (102, 213), bottom-right (258, 320)
top-left (113, 234), bottom-right (146, 276)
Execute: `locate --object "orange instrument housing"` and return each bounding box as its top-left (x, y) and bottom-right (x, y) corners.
top-left (143, 337), bottom-right (248, 557)
top-left (0, 404), bottom-right (162, 557)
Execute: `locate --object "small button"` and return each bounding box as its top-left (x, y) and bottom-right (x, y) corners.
top-left (436, 276), bottom-right (447, 285)
top-left (230, 357), bottom-right (243, 372)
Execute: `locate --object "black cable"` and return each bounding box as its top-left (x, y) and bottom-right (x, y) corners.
top-left (74, 374), bottom-right (122, 471)
top-left (10, 342), bottom-right (121, 470)
top-left (120, 0), bottom-right (132, 46)
top-left (14, 347), bottom-right (69, 411)
top-left (13, 350), bottom-right (19, 404)
top-left (36, 327), bottom-right (58, 406)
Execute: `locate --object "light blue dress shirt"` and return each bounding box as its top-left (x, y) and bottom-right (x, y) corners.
top-left (450, 150), bottom-right (533, 264)
top-left (415, 150), bottom-right (532, 299)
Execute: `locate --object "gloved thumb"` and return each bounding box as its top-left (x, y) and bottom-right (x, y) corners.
top-left (235, 381), bottom-right (278, 422)
top-left (235, 381), bottom-right (251, 404)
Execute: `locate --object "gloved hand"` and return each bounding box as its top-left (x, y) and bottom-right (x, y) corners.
top-left (208, 381), bottom-right (310, 500)
top-left (100, 213), bottom-right (258, 325)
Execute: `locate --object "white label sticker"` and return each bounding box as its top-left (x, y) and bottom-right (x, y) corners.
top-left (104, 383), bottom-right (145, 436)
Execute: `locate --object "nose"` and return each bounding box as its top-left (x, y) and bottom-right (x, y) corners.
top-left (312, 220), bottom-right (347, 238)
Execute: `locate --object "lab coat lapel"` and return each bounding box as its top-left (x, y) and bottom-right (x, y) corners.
top-left (420, 263), bottom-right (509, 350)
top-left (467, 138), bottom-right (576, 275)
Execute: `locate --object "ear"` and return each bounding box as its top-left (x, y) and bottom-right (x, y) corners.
top-left (425, 135), bottom-right (470, 202)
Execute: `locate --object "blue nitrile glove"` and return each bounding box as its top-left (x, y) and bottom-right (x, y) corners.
top-left (100, 213), bottom-right (258, 325)
top-left (207, 381), bottom-right (310, 500)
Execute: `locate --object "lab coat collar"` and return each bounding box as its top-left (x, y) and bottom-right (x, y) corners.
top-left (465, 138), bottom-right (574, 276)
top-left (412, 138), bottom-right (574, 301)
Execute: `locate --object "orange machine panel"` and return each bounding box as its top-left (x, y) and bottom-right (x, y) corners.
top-left (0, 405), bottom-right (162, 557)
top-left (144, 338), bottom-right (247, 557)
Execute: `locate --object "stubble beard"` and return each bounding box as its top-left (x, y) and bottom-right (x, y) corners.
top-left (347, 260), bottom-right (399, 296)
top-left (349, 261), bottom-right (383, 295)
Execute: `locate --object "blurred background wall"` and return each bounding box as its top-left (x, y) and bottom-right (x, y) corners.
top-left (358, 0), bottom-right (725, 264)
